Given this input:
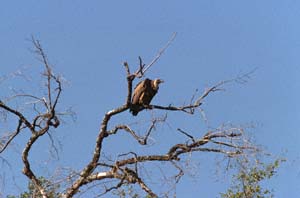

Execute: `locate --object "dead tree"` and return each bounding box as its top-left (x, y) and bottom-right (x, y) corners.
top-left (0, 34), bottom-right (257, 198)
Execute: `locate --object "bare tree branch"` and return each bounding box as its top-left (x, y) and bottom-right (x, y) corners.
top-left (134, 174), bottom-right (157, 198)
top-left (64, 60), bottom-right (256, 197)
top-left (0, 37), bottom-right (65, 198)
top-left (64, 38), bottom-right (179, 196)
top-left (0, 35), bottom-right (259, 198)
top-left (0, 100), bottom-right (34, 131)
top-left (142, 32), bottom-right (177, 74)
top-left (0, 119), bottom-right (23, 153)
top-left (177, 128), bottom-right (195, 143)
top-left (171, 161), bottom-right (184, 184)
top-left (97, 177), bottom-right (127, 197)
top-left (108, 114), bottom-right (167, 145)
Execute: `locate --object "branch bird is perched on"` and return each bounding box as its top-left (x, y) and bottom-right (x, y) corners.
top-left (130, 78), bottom-right (164, 116)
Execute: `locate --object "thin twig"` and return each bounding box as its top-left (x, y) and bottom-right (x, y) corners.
top-left (0, 119), bottom-right (23, 153)
top-left (177, 128), bottom-right (195, 143)
top-left (143, 32), bottom-right (177, 74)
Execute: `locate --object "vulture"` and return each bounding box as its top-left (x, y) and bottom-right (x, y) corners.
top-left (130, 78), bottom-right (164, 116)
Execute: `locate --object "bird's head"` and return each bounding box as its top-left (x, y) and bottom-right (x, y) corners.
top-left (153, 78), bottom-right (164, 89)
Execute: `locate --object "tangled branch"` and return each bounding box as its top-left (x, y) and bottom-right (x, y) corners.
top-left (0, 33), bottom-right (257, 198)
top-left (64, 42), bottom-right (255, 198)
top-left (0, 37), bottom-right (63, 197)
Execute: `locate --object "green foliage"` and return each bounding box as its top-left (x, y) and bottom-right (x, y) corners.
top-left (7, 177), bottom-right (60, 198)
top-left (220, 159), bottom-right (285, 198)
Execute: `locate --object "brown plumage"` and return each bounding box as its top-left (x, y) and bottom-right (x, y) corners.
top-left (130, 78), bottom-right (164, 116)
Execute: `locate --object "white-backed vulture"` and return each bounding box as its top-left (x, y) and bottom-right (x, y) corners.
top-left (130, 78), bottom-right (164, 116)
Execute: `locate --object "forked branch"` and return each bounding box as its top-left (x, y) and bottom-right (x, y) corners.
top-left (0, 37), bottom-right (64, 198)
top-left (64, 33), bottom-right (177, 197)
top-left (0, 34), bottom-right (257, 198)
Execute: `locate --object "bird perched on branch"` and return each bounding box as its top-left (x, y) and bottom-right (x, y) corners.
top-left (130, 78), bottom-right (164, 116)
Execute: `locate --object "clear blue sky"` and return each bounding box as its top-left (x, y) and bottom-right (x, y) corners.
top-left (0, 1), bottom-right (299, 197)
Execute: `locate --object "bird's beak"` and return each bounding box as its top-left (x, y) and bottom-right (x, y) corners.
top-left (159, 79), bottom-right (164, 83)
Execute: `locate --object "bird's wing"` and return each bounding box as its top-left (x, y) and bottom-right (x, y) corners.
top-left (132, 79), bottom-right (150, 105)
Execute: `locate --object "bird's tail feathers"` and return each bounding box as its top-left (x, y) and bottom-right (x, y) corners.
top-left (129, 105), bottom-right (143, 116)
